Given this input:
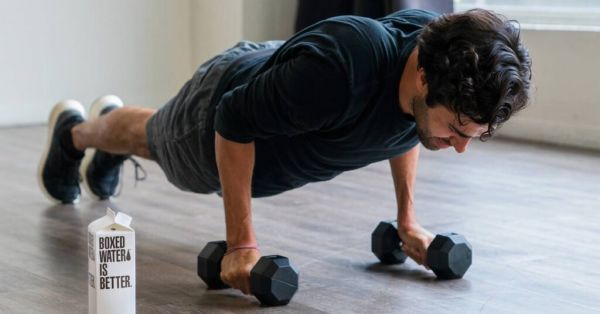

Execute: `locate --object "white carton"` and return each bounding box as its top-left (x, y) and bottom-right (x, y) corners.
top-left (88, 208), bottom-right (136, 314)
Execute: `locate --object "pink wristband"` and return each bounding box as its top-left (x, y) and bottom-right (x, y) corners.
top-left (224, 244), bottom-right (260, 256)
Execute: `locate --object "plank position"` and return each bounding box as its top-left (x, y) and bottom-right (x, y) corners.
top-left (38, 9), bottom-right (531, 294)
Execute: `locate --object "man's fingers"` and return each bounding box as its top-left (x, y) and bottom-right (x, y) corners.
top-left (241, 278), bottom-right (251, 295)
top-left (226, 273), bottom-right (252, 294)
top-left (416, 249), bottom-right (428, 266)
top-left (401, 245), bottom-right (422, 265)
top-left (220, 272), bottom-right (246, 294)
top-left (220, 272), bottom-right (231, 287)
top-left (403, 245), bottom-right (429, 266)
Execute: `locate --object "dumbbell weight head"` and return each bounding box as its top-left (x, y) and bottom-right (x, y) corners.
top-left (371, 220), bottom-right (407, 264)
top-left (426, 233), bottom-right (473, 279)
top-left (250, 255), bottom-right (299, 306)
top-left (197, 240), bottom-right (229, 289)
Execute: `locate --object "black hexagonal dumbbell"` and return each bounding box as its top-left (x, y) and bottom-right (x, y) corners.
top-left (371, 220), bottom-right (473, 279)
top-left (197, 241), bottom-right (299, 306)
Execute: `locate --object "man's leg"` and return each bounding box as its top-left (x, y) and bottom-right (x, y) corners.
top-left (72, 106), bottom-right (156, 159)
top-left (37, 96), bottom-right (158, 203)
top-left (72, 95), bottom-right (157, 200)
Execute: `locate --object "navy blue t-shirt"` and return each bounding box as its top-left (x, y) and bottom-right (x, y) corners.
top-left (214, 9), bottom-right (438, 197)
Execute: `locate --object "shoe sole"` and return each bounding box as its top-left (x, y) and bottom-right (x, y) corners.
top-left (37, 99), bottom-right (86, 204)
top-left (80, 95), bottom-right (124, 201)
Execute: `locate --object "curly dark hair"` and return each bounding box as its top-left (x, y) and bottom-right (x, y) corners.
top-left (417, 9), bottom-right (532, 140)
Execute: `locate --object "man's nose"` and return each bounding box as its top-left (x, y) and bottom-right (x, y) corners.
top-left (451, 137), bottom-right (471, 153)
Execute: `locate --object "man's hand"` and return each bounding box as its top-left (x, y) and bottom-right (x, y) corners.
top-left (220, 248), bottom-right (261, 294)
top-left (398, 223), bottom-right (434, 268)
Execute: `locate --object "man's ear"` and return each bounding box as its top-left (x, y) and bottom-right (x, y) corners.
top-left (416, 67), bottom-right (428, 96)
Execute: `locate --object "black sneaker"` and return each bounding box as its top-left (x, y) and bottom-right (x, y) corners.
top-left (37, 100), bottom-right (86, 203)
top-left (80, 95), bottom-right (126, 200)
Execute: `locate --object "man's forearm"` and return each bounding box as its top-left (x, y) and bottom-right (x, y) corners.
top-left (215, 132), bottom-right (257, 246)
top-left (389, 145), bottom-right (420, 227)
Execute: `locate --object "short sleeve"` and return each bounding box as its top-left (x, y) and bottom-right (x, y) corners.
top-left (214, 47), bottom-right (350, 143)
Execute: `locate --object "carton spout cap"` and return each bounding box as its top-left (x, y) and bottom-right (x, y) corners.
top-left (106, 207), bottom-right (133, 227)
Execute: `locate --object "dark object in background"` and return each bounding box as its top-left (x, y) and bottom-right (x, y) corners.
top-left (393, 0), bottom-right (453, 14)
top-left (295, 0), bottom-right (353, 32)
top-left (295, 0), bottom-right (453, 32)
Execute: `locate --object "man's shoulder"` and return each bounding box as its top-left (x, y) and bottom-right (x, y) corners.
top-left (313, 9), bottom-right (438, 50)
top-left (378, 9), bottom-right (439, 26)
top-left (304, 15), bottom-right (388, 44)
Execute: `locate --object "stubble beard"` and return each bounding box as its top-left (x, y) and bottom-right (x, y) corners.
top-left (412, 97), bottom-right (439, 151)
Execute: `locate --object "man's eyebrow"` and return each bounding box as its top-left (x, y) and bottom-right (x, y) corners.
top-left (449, 124), bottom-right (474, 138)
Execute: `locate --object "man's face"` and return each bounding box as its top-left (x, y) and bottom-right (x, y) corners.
top-left (411, 96), bottom-right (489, 153)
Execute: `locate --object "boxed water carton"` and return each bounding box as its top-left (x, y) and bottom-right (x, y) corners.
top-left (88, 208), bottom-right (136, 314)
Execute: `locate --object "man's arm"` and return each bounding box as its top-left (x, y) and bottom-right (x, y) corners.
top-left (389, 144), bottom-right (420, 227)
top-left (388, 144), bottom-right (433, 267)
top-left (214, 132), bottom-right (260, 294)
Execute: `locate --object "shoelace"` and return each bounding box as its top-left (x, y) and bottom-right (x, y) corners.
top-left (129, 157), bottom-right (147, 185)
top-left (114, 157), bottom-right (147, 197)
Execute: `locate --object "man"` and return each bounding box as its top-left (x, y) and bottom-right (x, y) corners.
top-left (38, 9), bottom-right (531, 294)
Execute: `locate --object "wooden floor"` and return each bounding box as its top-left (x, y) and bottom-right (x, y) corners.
top-left (1, 125), bottom-right (599, 314)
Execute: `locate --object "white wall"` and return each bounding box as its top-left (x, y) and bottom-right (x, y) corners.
top-left (189, 0), bottom-right (296, 66)
top-left (0, 0), bottom-right (297, 127)
top-left (0, 0), bottom-right (193, 126)
top-left (496, 29), bottom-right (600, 151)
top-left (242, 0), bottom-right (297, 43)
top-left (190, 0), bottom-right (243, 69)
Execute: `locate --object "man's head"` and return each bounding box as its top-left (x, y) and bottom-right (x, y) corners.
top-left (411, 9), bottom-right (532, 152)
